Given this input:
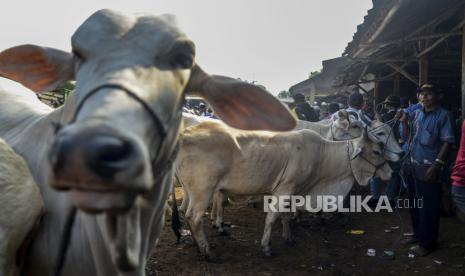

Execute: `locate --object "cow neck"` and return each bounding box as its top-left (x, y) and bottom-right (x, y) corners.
top-left (313, 139), bottom-right (353, 183)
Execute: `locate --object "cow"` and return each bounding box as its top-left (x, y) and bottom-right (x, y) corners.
top-left (0, 9), bottom-right (295, 276)
top-left (178, 111), bottom-right (402, 230)
top-left (0, 138), bottom-right (43, 276)
top-left (175, 120), bottom-right (401, 259)
top-left (177, 111), bottom-right (364, 216)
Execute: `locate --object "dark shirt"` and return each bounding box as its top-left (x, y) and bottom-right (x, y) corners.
top-left (380, 110), bottom-right (400, 142)
top-left (295, 103), bottom-right (319, 122)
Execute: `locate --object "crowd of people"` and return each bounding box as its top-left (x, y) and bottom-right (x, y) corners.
top-left (183, 101), bottom-right (217, 119)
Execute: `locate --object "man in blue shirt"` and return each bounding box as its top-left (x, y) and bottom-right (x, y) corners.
top-left (399, 84), bottom-right (454, 256)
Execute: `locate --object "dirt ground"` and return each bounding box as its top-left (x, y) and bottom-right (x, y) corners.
top-left (146, 189), bottom-right (465, 276)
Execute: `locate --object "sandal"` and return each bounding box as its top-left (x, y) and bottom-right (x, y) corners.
top-left (400, 237), bottom-right (418, 246)
top-left (408, 245), bottom-right (431, 257)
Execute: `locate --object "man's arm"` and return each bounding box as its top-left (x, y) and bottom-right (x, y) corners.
top-left (425, 142), bottom-right (451, 183)
top-left (425, 111), bottom-right (455, 183)
top-left (397, 110), bottom-right (410, 142)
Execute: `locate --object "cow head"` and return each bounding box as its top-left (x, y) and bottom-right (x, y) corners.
top-left (332, 110), bottom-right (363, 140)
top-left (367, 120), bottom-right (403, 161)
top-left (350, 128), bottom-right (396, 185)
top-left (0, 9), bottom-right (295, 272)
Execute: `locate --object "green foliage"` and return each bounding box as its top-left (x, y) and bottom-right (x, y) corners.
top-left (37, 81), bottom-right (76, 108)
top-left (52, 81), bottom-right (75, 97)
top-left (278, 90), bottom-right (291, 99)
top-left (309, 70), bottom-right (321, 79)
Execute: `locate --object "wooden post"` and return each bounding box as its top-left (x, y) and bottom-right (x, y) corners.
top-left (394, 73), bottom-right (400, 95)
top-left (462, 25), bottom-right (465, 120)
top-left (374, 79), bottom-right (379, 111)
top-left (419, 55), bottom-right (429, 86)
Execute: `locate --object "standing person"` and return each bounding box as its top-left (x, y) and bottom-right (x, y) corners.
top-left (398, 84), bottom-right (455, 256)
top-left (292, 93), bottom-right (319, 122)
top-left (451, 120), bottom-right (465, 222)
top-left (370, 95), bottom-right (402, 204)
top-left (333, 91), bottom-right (371, 126)
top-left (198, 103), bottom-right (212, 117)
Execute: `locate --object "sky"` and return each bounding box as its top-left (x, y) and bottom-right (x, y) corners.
top-left (0, 0), bottom-right (372, 95)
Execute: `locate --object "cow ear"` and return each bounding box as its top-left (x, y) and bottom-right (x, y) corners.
top-left (185, 64), bottom-right (296, 131)
top-left (0, 44), bottom-right (75, 93)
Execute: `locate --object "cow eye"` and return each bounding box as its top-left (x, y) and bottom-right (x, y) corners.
top-left (72, 49), bottom-right (85, 62)
top-left (171, 52), bottom-right (194, 69)
top-left (168, 40), bottom-right (196, 69)
top-left (373, 150), bottom-right (381, 156)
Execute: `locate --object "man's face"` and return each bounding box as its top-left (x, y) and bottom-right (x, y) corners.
top-left (419, 90), bottom-right (437, 108)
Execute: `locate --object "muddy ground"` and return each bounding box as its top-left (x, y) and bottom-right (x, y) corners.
top-left (146, 189), bottom-right (465, 276)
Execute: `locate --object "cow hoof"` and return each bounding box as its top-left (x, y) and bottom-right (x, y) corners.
top-left (180, 236), bottom-right (195, 245)
top-left (263, 246), bottom-right (273, 257)
top-left (201, 252), bottom-right (217, 262)
top-left (206, 255), bottom-right (218, 262)
top-left (218, 228), bottom-right (229, 236)
top-left (285, 239), bottom-right (296, 247)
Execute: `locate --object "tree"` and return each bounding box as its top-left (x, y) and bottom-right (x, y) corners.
top-left (278, 90), bottom-right (291, 99)
top-left (309, 70), bottom-right (321, 79)
top-left (37, 81), bottom-right (76, 108)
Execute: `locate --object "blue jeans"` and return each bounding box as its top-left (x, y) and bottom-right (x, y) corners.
top-left (370, 162), bottom-right (402, 200)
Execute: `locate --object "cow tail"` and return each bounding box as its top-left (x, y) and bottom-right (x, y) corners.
top-left (171, 173), bottom-right (182, 243)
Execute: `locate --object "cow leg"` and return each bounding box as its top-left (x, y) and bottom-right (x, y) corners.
top-left (281, 214), bottom-right (294, 245)
top-left (185, 190), bottom-right (216, 261)
top-left (214, 191), bottom-right (228, 234)
top-left (180, 190), bottom-right (189, 214)
top-left (261, 212), bottom-right (280, 256)
top-left (210, 191), bottom-right (218, 221)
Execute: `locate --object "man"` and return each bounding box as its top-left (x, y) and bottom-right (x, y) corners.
top-left (198, 102), bottom-right (212, 117)
top-left (333, 91), bottom-right (371, 126)
top-left (370, 95), bottom-right (402, 204)
top-left (292, 93), bottom-right (319, 122)
top-left (399, 84), bottom-right (455, 256)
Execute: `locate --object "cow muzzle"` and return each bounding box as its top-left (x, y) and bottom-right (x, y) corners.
top-left (49, 123), bottom-right (151, 214)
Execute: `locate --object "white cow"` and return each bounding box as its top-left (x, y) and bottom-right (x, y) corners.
top-left (175, 121), bottom-right (400, 259)
top-left (0, 10), bottom-right (295, 276)
top-left (0, 138), bottom-right (43, 276)
top-left (178, 111), bottom-right (364, 216)
top-left (178, 111), bottom-right (403, 231)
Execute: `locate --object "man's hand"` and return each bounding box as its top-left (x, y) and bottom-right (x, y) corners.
top-left (396, 109), bottom-right (407, 122)
top-left (425, 162), bottom-right (441, 183)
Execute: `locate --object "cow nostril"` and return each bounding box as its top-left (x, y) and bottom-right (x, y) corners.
top-left (88, 136), bottom-right (135, 179)
top-left (97, 140), bottom-right (132, 163)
